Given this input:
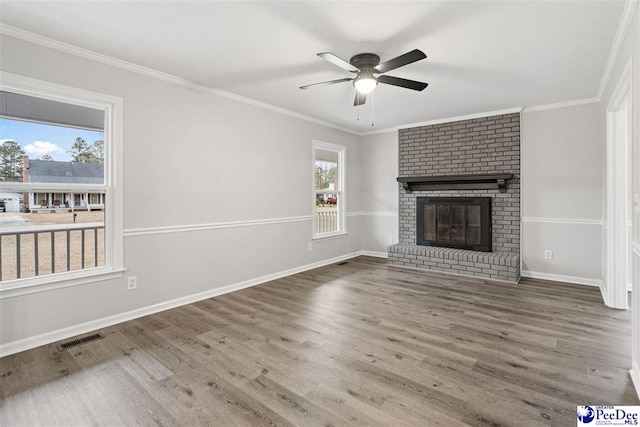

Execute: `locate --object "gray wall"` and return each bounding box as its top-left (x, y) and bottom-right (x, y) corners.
top-left (521, 102), bottom-right (602, 284)
top-left (0, 34), bottom-right (365, 350)
top-left (358, 131), bottom-right (399, 254)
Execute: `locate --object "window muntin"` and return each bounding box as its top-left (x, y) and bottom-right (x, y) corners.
top-left (313, 141), bottom-right (345, 238)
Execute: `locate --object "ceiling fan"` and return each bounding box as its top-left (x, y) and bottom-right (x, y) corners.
top-left (299, 49), bottom-right (428, 106)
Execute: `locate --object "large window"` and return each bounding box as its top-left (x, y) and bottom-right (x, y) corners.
top-left (0, 72), bottom-right (123, 297)
top-left (313, 141), bottom-right (345, 238)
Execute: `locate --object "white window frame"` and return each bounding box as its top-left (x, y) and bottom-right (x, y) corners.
top-left (312, 140), bottom-right (346, 239)
top-left (0, 72), bottom-right (124, 298)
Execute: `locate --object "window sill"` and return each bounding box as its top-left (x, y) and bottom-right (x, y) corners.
top-left (312, 231), bottom-right (348, 241)
top-left (0, 268), bottom-right (126, 300)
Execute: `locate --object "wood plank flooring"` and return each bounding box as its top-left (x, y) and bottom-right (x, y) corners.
top-left (1, 256), bottom-right (638, 426)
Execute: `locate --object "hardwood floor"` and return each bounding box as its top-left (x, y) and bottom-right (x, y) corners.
top-left (1, 256), bottom-right (638, 426)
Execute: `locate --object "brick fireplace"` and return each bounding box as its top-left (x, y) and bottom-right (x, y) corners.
top-left (388, 113), bottom-right (521, 283)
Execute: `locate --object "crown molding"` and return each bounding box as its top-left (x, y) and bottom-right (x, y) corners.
top-left (364, 93), bottom-right (606, 135)
top-left (0, 25), bottom-right (362, 136)
top-left (360, 107), bottom-right (525, 136)
top-left (3, 11), bottom-right (631, 140)
top-left (522, 97), bottom-right (600, 113)
top-left (360, 127), bottom-right (398, 136)
top-left (597, 0), bottom-right (639, 99)
top-left (394, 107), bottom-right (524, 131)
top-left (361, 95), bottom-right (604, 135)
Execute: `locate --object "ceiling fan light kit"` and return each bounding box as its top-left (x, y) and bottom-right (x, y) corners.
top-left (354, 75), bottom-right (377, 94)
top-left (300, 49), bottom-right (428, 107)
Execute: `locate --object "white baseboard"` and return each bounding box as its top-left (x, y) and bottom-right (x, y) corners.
top-left (0, 250), bottom-right (371, 357)
top-left (521, 270), bottom-right (602, 287)
top-left (360, 250), bottom-right (388, 258)
top-left (631, 363), bottom-right (640, 401)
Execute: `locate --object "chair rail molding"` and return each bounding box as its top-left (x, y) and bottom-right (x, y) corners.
top-left (521, 217), bottom-right (603, 226)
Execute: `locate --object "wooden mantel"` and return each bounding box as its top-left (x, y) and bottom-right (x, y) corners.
top-left (397, 173), bottom-right (514, 193)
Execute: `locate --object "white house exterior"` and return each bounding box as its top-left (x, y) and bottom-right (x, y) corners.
top-left (23, 156), bottom-right (105, 212)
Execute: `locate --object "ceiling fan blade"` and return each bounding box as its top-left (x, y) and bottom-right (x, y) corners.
top-left (299, 78), bottom-right (353, 90)
top-left (374, 49), bottom-right (426, 74)
top-left (353, 92), bottom-right (367, 106)
top-left (318, 52), bottom-right (359, 73)
top-left (378, 75), bottom-right (428, 91)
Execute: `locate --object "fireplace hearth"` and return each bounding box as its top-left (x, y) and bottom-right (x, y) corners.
top-left (416, 197), bottom-right (492, 252)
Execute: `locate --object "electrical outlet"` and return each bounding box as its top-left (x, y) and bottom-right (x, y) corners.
top-left (388, 236), bottom-right (393, 244)
top-left (307, 243), bottom-right (313, 252)
top-left (127, 276), bottom-right (137, 290)
top-left (544, 250), bottom-right (553, 260)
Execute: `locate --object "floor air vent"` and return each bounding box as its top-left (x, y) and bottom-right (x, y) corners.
top-left (57, 333), bottom-right (104, 351)
top-left (337, 261), bottom-right (348, 265)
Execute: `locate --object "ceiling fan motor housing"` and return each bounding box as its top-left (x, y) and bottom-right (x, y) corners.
top-left (349, 53), bottom-right (381, 71)
top-left (350, 53), bottom-right (380, 92)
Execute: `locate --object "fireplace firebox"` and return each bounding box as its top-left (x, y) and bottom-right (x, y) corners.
top-left (416, 197), bottom-right (492, 252)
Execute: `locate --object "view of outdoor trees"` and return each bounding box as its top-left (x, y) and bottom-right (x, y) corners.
top-left (315, 160), bottom-right (337, 191)
top-left (0, 140), bottom-right (25, 182)
top-left (0, 137), bottom-right (104, 182)
top-left (68, 137), bottom-right (104, 164)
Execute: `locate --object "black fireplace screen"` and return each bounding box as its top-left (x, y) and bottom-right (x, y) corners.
top-left (417, 197), bottom-right (491, 252)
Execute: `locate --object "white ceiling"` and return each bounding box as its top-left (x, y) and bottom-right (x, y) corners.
top-left (0, 1), bottom-right (627, 133)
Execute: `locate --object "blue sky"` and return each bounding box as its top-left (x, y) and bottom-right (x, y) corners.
top-left (0, 118), bottom-right (104, 162)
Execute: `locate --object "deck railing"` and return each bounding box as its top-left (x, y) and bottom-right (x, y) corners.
top-left (0, 223), bottom-right (105, 281)
top-left (315, 211), bottom-right (338, 234)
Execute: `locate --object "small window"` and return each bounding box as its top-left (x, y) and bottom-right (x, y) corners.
top-left (313, 141), bottom-right (345, 238)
